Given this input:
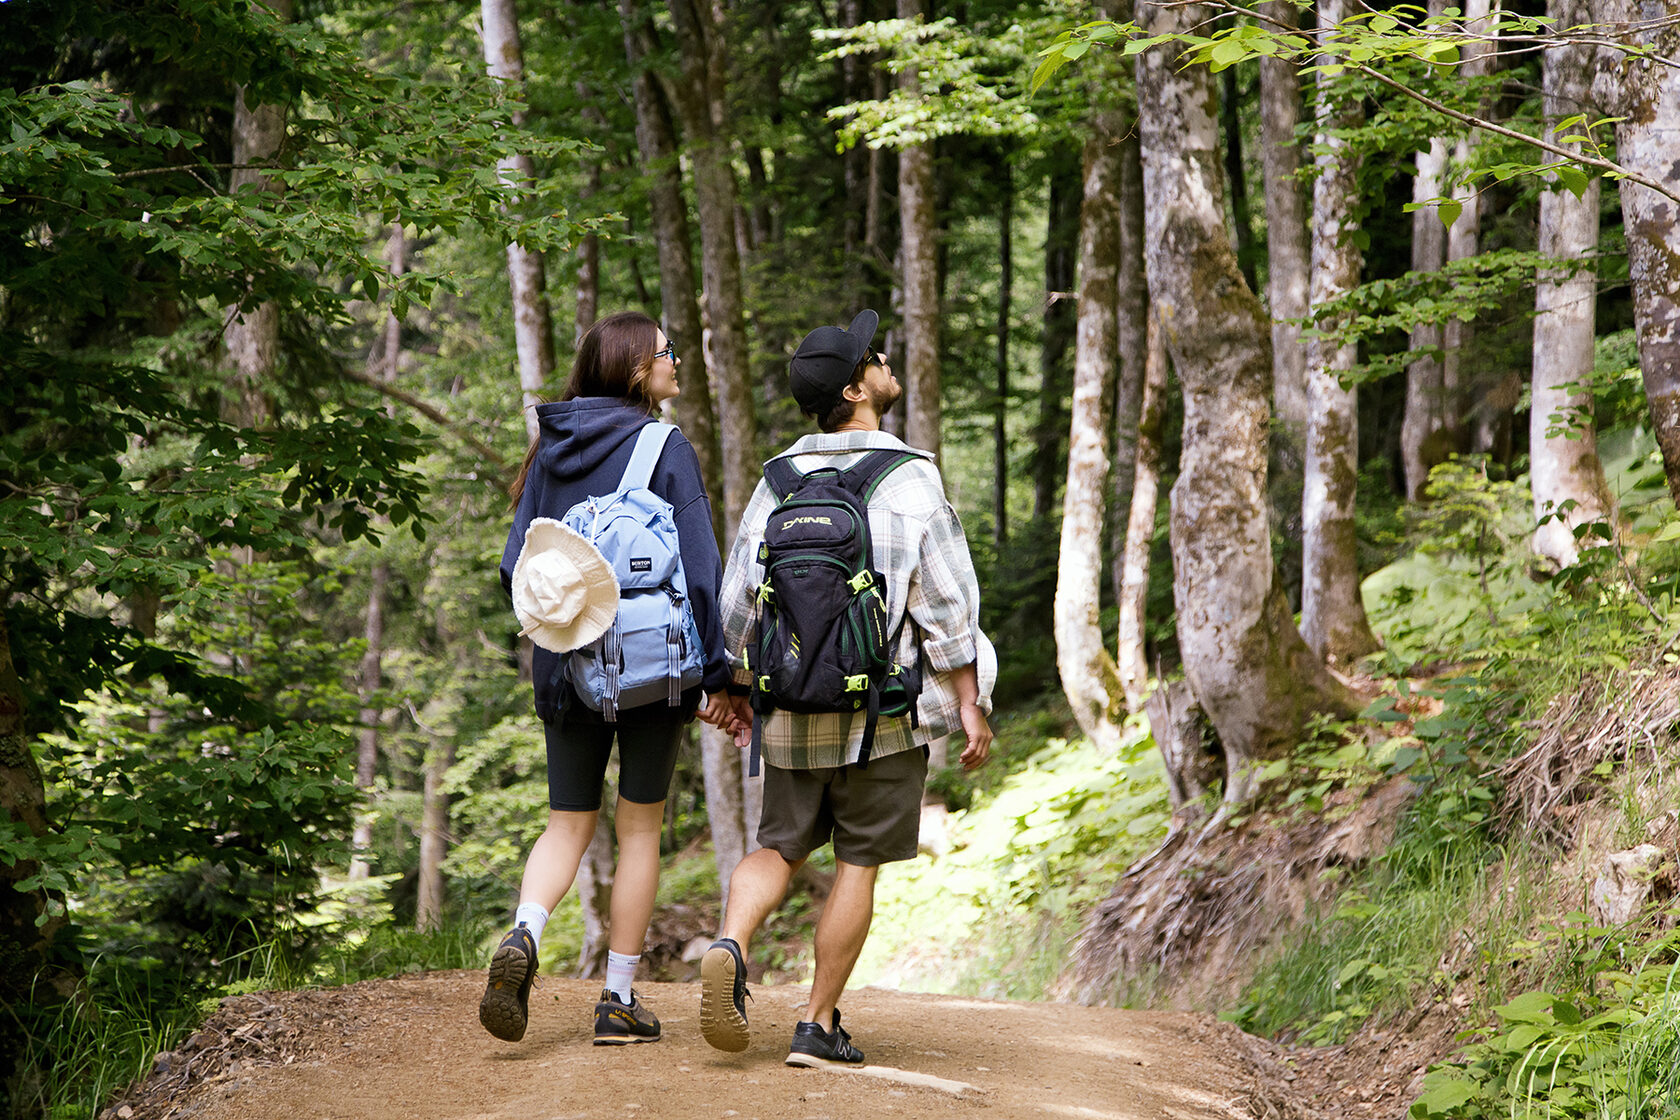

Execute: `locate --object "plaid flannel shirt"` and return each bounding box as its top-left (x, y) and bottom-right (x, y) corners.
top-left (720, 430), bottom-right (997, 771)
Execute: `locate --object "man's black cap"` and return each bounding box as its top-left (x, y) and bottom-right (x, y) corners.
top-left (789, 309), bottom-right (879, 415)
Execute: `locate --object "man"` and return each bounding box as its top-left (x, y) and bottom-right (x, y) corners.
top-left (700, 309), bottom-right (995, 1068)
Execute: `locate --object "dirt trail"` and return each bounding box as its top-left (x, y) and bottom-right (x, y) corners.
top-left (125, 971), bottom-right (1305, 1120)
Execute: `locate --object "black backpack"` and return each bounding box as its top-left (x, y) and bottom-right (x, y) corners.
top-left (746, 449), bottom-right (922, 774)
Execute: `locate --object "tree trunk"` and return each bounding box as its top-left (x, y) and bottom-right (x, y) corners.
top-left (1301, 0), bottom-right (1381, 666)
top-left (1035, 146), bottom-right (1082, 521)
top-left (1402, 135), bottom-right (1451, 499)
top-left (1056, 111), bottom-right (1125, 751)
top-left (1118, 309), bottom-right (1167, 711)
top-left (1258, 0), bottom-right (1309, 456)
top-left (620, 0), bottom-right (722, 536)
top-left (575, 84), bottom-right (602, 348)
top-left (1531, 0), bottom-right (1616, 564)
top-left (898, 0), bottom-right (941, 464)
top-left (1134, 0), bottom-right (1356, 802)
top-left (1112, 125), bottom-right (1148, 619)
top-left (415, 738), bottom-right (456, 932)
top-left (701, 724), bottom-right (748, 920)
top-left (224, 0), bottom-right (294, 430)
top-left (575, 810), bottom-right (615, 977)
top-left (668, 0), bottom-right (759, 521)
top-left (1599, 0), bottom-right (1680, 507)
top-left (481, 0), bottom-right (557, 445)
top-left (1443, 0), bottom-right (1500, 460)
top-left (995, 156), bottom-right (1013, 548)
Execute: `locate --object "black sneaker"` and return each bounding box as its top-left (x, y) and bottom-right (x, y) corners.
top-left (699, 937), bottom-right (752, 1052)
top-left (786, 1009), bottom-right (864, 1068)
top-left (478, 926), bottom-right (537, 1042)
top-left (593, 989), bottom-right (661, 1045)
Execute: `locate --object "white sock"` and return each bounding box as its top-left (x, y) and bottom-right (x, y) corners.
top-left (605, 950), bottom-right (639, 1003)
top-left (514, 903), bottom-right (550, 950)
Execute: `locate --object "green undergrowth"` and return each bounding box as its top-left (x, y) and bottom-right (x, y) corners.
top-left (849, 702), bottom-right (1170, 999)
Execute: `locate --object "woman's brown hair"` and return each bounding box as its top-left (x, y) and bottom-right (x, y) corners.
top-left (509, 311), bottom-right (662, 504)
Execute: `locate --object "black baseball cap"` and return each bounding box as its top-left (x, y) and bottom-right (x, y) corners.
top-left (789, 309), bottom-right (879, 415)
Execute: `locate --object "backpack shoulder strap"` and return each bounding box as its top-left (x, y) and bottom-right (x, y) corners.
top-left (763, 455), bottom-right (804, 501)
top-left (840, 449), bottom-right (920, 502)
top-left (621, 422), bottom-right (675, 492)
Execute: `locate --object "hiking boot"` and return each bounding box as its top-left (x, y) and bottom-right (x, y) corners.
top-left (593, 989), bottom-right (661, 1045)
top-left (478, 926), bottom-right (537, 1042)
top-left (785, 1009), bottom-right (865, 1068)
top-left (699, 937), bottom-right (752, 1052)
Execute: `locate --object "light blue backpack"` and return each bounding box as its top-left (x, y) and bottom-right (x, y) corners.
top-left (560, 423), bottom-right (705, 719)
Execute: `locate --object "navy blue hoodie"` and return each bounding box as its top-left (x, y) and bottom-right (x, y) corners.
top-left (500, 397), bottom-right (732, 723)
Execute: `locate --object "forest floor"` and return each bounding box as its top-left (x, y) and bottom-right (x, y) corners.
top-left (103, 971), bottom-right (1328, 1120)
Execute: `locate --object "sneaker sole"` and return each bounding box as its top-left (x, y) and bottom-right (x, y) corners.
top-left (699, 946), bottom-right (750, 1052)
top-left (785, 1051), bottom-right (865, 1069)
top-left (593, 1033), bottom-right (661, 1046)
top-left (478, 945), bottom-right (532, 1042)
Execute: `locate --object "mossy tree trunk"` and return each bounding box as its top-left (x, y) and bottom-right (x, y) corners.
top-left (898, 0), bottom-right (942, 466)
top-left (1258, 0), bottom-right (1309, 465)
top-left (1134, 0), bottom-right (1356, 801)
top-left (1598, 0), bottom-right (1680, 508)
top-left (1302, 0), bottom-right (1381, 666)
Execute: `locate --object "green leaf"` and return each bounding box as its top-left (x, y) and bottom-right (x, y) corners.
top-left (1436, 198), bottom-right (1462, 230)
top-left (1554, 165), bottom-right (1590, 198)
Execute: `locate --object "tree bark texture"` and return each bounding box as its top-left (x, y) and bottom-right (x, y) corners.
top-left (574, 83), bottom-right (603, 349)
top-left (1402, 133), bottom-right (1450, 500)
top-left (1118, 309), bottom-right (1167, 711)
top-left (223, 0), bottom-right (293, 431)
top-left (1443, 0), bottom-right (1499, 459)
top-left (620, 0), bottom-right (723, 537)
top-left (1599, 0), bottom-right (1680, 507)
top-left (1056, 112), bottom-right (1125, 752)
top-left (415, 739), bottom-right (456, 932)
top-left (1111, 125), bottom-right (1148, 618)
top-left (481, 0), bottom-right (557, 445)
top-left (1134, 0), bottom-right (1356, 801)
top-left (1531, 0), bottom-right (1615, 564)
top-left (1302, 0), bottom-right (1381, 666)
top-left (575, 810), bottom-right (615, 977)
top-left (1258, 0), bottom-right (1309, 455)
top-left (898, 0), bottom-right (941, 464)
top-left (701, 723), bottom-right (748, 921)
top-left (1035, 147), bottom-right (1082, 521)
top-left (668, 0), bottom-right (760, 521)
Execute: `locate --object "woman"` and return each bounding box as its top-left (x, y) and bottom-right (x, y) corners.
top-left (480, 312), bottom-right (736, 1046)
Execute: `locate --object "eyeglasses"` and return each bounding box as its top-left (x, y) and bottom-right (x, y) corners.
top-left (653, 342), bottom-right (677, 362)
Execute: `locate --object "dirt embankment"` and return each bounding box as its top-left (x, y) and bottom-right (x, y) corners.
top-left (105, 971), bottom-right (1317, 1120)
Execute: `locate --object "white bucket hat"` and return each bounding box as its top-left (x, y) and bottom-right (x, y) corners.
top-left (510, 517), bottom-right (619, 653)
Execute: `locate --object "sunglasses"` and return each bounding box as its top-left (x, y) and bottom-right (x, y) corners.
top-left (653, 341), bottom-right (677, 362)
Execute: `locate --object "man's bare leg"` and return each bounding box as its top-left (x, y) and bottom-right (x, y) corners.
top-left (802, 859), bottom-right (877, 1028)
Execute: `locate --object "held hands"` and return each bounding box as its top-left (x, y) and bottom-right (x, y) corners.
top-left (699, 690), bottom-right (753, 742)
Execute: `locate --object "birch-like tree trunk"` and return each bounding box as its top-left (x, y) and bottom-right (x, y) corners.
top-left (1134, 0), bottom-right (1355, 802)
top-left (351, 223), bottom-right (406, 882)
top-left (1118, 310), bottom-right (1167, 711)
top-left (1112, 124), bottom-right (1148, 616)
top-left (224, 0), bottom-right (294, 430)
top-left (995, 157), bottom-right (1013, 548)
top-left (1056, 111), bottom-right (1125, 751)
top-left (1301, 0), bottom-right (1381, 665)
top-left (1442, 0), bottom-right (1499, 458)
top-left (898, 0), bottom-right (941, 464)
top-left (1597, 0), bottom-right (1680, 507)
top-left (481, 0), bottom-right (556, 445)
top-left (1531, 0), bottom-right (1615, 564)
top-left (1258, 0), bottom-right (1309, 464)
top-left (668, 0), bottom-right (759, 521)
top-left (1402, 133), bottom-right (1450, 500)
top-left (575, 84), bottom-right (603, 347)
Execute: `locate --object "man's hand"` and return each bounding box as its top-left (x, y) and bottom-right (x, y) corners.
top-left (728, 694), bottom-right (754, 747)
top-left (957, 700), bottom-right (992, 771)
